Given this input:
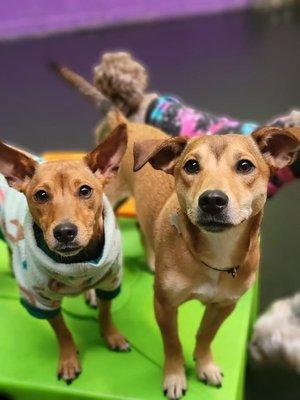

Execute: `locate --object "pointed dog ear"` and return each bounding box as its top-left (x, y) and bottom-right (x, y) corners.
top-left (0, 141), bottom-right (37, 187)
top-left (251, 126), bottom-right (300, 169)
top-left (133, 137), bottom-right (187, 175)
top-left (84, 123), bottom-right (127, 179)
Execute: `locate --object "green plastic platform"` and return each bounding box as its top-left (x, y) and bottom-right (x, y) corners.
top-left (0, 218), bottom-right (258, 400)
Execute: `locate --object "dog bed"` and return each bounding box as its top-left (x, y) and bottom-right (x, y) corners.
top-left (0, 217), bottom-right (258, 400)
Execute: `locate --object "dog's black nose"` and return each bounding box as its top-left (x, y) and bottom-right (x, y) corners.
top-left (53, 223), bottom-right (78, 244)
top-left (198, 190), bottom-right (229, 215)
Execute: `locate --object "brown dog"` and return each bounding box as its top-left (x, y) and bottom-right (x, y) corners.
top-left (102, 114), bottom-right (300, 399)
top-left (0, 125), bottom-right (129, 383)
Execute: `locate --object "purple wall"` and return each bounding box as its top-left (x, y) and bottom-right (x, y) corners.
top-left (0, 0), bottom-right (250, 40)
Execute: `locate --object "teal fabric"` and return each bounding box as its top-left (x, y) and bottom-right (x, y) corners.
top-left (96, 285), bottom-right (121, 300)
top-left (20, 298), bottom-right (61, 319)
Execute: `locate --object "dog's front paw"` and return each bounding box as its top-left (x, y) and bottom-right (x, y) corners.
top-left (103, 329), bottom-right (131, 352)
top-left (163, 370), bottom-right (187, 400)
top-left (57, 351), bottom-right (81, 384)
top-left (196, 360), bottom-right (223, 387)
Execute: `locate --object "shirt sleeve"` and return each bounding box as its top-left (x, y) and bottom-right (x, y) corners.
top-left (20, 297), bottom-right (61, 319)
top-left (18, 279), bottom-right (62, 319)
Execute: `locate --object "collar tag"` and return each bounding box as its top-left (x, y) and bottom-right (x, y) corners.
top-left (229, 267), bottom-right (238, 278)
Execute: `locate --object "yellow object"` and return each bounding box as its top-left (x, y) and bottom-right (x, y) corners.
top-left (43, 151), bottom-right (86, 161)
top-left (42, 151), bottom-right (137, 218)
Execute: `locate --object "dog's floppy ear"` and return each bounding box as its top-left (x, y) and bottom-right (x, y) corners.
top-left (84, 123), bottom-right (127, 179)
top-left (252, 126), bottom-right (300, 169)
top-left (133, 137), bottom-right (187, 175)
top-left (0, 141), bottom-right (37, 188)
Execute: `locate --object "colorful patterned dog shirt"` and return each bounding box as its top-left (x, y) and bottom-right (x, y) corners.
top-left (0, 174), bottom-right (122, 319)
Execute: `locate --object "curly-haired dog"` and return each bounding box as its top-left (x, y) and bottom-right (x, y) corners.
top-left (0, 125), bottom-right (129, 383)
top-left (250, 293), bottom-right (300, 372)
top-left (52, 51), bottom-right (300, 198)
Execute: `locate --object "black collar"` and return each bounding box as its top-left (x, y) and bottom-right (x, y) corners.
top-left (201, 259), bottom-right (239, 278)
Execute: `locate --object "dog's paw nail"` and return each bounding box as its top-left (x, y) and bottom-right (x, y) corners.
top-left (221, 372), bottom-right (224, 377)
top-left (163, 389), bottom-right (167, 396)
top-left (66, 379), bottom-right (73, 385)
top-left (57, 374), bottom-right (61, 381)
top-left (182, 388), bottom-right (187, 395)
top-left (216, 383), bottom-right (222, 389)
top-left (75, 371), bottom-right (81, 377)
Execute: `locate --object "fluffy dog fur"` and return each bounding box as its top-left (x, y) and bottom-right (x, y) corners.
top-left (250, 293), bottom-right (300, 372)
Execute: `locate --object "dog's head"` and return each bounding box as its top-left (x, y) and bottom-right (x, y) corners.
top-left (134, 127), bottom-right (299, 232)
top-left (0, 124), bottom-right (127, 256)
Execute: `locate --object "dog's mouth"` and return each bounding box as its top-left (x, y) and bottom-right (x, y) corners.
top-left (196, 212), bottom-right (247, 232)
top-left (198, 220), bottom-right (234, 232)
top-left (54, 243), bottom-right (82, 257)
top-left (197, 212), bottom-right (234, 232)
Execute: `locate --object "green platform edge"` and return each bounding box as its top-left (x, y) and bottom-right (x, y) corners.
top-left (0, 218), bottom-right (258, 400)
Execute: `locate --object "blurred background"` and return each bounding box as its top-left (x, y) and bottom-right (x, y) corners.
top-left (0, 1), bottom-right (299, 399)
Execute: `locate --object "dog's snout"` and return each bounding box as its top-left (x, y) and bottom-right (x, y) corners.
top-left (53, 223), bottom-right (78, 244)
top-left (198, 190), bottom-right (229, 215)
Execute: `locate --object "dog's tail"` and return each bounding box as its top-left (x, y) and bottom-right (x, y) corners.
top-left (93, 52), bottom-right (148, 116)
top-left (50, 62), bottom-right (112, 115)
top-left (50, 52), bottom-right (148, 117)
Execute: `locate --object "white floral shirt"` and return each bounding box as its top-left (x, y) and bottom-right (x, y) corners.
top-left (0, 174), bottom-right (122, 318)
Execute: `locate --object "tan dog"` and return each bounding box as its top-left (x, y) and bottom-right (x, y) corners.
top-left (102, 114), bottom-right (300, 399)
top-left (0, 125), bottom-right (129, 383)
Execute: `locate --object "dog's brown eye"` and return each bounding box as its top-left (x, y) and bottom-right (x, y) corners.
top-left (183, 159), bottom-right (200, 174)
top-left (236, 159), bottom-right (255, 173)
top-left (34, 190), bottom-right (49, 203)
top-left (79, 185), bottom-right (92, 198)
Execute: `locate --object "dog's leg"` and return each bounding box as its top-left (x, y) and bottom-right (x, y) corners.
top-left (154, 298), bottom-right (186, 400)
top-left (48, 312), bottom-right (81, 384)
top-left (143, 238), bottom-right (155, 272)
top-left (84, 289), bottom-right (98, 308)
top-left (194, 303), bottom-right (235, 387)
top-left (98, 299), bottom-right (130, 351)
top-left (136, 223), bottom-right (155, 271)
top-left (7, 247), bottom-right (14, 276)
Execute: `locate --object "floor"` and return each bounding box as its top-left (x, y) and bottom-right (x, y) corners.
top-left (0, 6), bottom-right (299, 400)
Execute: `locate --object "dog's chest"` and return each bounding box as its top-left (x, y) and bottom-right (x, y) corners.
top-left (191, 272), bottom-right (240, 304)
top-left (190, 231), bottom-right (243, 303)
top-left (191, 270), bottom-right (220, 302)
